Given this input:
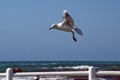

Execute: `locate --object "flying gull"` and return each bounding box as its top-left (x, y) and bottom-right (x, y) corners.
top-left (49, 10), bottom-right (83, 42)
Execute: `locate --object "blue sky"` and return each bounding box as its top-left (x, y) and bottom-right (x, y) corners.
top-left (0, 0), bottom-right (120, 61)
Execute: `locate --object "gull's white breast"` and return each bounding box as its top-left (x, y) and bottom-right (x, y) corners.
top-left (57, 23), bottom-right (72, 32)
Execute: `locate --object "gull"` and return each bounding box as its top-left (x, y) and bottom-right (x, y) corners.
top-left (49, 10), bottom-right (83, 42)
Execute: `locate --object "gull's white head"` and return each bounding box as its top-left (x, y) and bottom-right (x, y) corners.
top-left (63, 10), bottom-right (67, 15)
top-left (49, 24), bottom-right (58, 30)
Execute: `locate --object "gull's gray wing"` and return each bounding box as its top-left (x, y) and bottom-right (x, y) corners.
top-left (63, 10), bottom-right (74, 27)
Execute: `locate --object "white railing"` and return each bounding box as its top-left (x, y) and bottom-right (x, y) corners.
top-left (0, 66), bottom-right (120, 80)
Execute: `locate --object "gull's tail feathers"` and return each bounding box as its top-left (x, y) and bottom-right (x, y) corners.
top-left (74, 27), bottom-right (83, 36)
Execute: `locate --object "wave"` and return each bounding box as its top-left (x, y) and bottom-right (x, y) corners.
top-left (54, 65), bottom-right (90, 70)
top-left (0, 61), bottom-right (120, 72)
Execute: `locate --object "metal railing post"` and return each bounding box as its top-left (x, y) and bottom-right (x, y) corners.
top-left (89, 66), bottom-right (96, 80)
top-left (6, 68), bottom-right (13, 80)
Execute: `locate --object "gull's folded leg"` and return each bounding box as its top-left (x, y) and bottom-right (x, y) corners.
top-left (72, 31), bottom-right (77, 42)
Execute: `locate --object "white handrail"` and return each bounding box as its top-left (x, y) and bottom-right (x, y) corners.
top-left (13, 71), bottom-right (88, 76)
top-left (0, 67), bottom-right (120, 80)
top-left (5, 71), bottom-right (120, 77)
top-left (97, 71), bottom-right (120, 76)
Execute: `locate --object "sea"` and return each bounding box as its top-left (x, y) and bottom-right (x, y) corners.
top-left (0, 61), bottom-right (120, 80)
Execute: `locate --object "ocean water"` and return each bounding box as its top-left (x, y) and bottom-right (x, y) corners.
top-left (0, 61), bottom-right (120, 72)
top-left (0, 61), bottom-right (120, 80)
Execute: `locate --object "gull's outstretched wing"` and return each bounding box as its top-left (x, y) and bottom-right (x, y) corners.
top-left (63, 10), bottom-right (74, 27)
